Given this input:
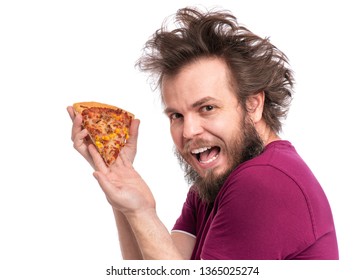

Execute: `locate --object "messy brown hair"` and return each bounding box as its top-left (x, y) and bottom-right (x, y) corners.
top-left (136, 7), bottom-right (294, 133)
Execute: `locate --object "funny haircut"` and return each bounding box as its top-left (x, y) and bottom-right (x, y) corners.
top-left (136, 6), bottom-right (294, 133)
top-left (136, 7), bottom-right (293, 202)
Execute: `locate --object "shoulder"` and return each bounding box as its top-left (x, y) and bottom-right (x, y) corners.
top-left (222, 140), bottom-right (310, 194)
top-left (219, 164), bottom-right (304, 211)
top-left (217, 141), bottom-right (311, 209)
top-left (213, 150), bottom-right (315, 238)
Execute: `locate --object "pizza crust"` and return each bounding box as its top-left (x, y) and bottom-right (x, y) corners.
top-left (73, 101), bottom-right (134, 118)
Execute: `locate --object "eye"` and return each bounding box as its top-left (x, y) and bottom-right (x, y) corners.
top-left (201, 105), bottom-right (214, 112)
top-left (169, 112), bottom-right (183, 120)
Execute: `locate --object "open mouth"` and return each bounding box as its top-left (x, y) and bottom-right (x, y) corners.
top-left (191, 146), bottom-right (221, 164)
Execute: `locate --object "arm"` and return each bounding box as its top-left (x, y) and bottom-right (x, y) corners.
top-left (91, 145), bottom-right (185, 259)
top-left (68, 106), bottom-right (191, 259)
top-left (113, 209), bottom-right (143, 259)
top-left (114, 204), bottom-right (195, 260)
top-left (171, 232), bottom-right (196, 260)
top-left (126, 209), bottom-right (183, 259)
top-left (67, 106), bottom-right (143, 259)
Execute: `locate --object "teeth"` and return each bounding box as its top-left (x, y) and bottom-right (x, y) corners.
top-left (191, 146), bottom-right (211, 154)
top-left (200, 154), bottom-right (219, 164)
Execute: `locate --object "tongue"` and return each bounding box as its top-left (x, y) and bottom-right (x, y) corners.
top-left (200, 147), bottom-right (219, 162)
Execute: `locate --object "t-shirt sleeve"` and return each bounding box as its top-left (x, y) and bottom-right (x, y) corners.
top-left (201, 165), bottom-right (316, 260)
top-left (172, 189), bottom-right (198, 237)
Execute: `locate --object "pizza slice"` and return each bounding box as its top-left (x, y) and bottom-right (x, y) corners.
top-left (73, 101), bottom-right (134, 166)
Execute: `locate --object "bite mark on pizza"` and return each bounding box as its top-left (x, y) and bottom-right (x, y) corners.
top-left (73, 102), bottom-right (134, 166)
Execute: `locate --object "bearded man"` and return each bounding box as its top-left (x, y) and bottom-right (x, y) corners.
top-left (68, 7), bottom-right (338, 260)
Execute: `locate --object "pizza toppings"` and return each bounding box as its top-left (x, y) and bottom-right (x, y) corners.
top-left (73, 102), bottom-right (134, 166)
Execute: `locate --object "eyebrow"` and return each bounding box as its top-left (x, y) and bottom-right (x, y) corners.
top-left (164, 96), bottom-right (218, 115)
top-left (192, 96), bottom-right (218, 108)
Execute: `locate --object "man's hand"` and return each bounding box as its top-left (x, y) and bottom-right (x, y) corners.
top-left (70, 113), bottom-right (154, 216)
top-left (67, 106), bottom-right (96, 169)
top-left (67, 106), bottom-right (140, 169)
top-left (90, 139), bottom-right (156, 217)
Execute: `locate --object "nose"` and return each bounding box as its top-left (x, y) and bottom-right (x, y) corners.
top-left (182, 115), bottom-right (203, 139)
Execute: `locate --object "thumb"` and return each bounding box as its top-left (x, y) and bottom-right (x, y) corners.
top-left (122, 119), bottom-right (140, 164)
top-left (126, 119), bottom-right (140, 148)
top-left (93, 171), bottom-right (113, 195)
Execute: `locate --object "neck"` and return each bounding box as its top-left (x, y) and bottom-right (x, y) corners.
top-left (256, 120), bottom-right (280, 146)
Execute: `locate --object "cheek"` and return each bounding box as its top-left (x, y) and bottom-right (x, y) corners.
top-left (207, 116), bottom-right (242, 142)
top-left (170, 126), bottom-right (183, 150)
top-left (205, 119), bottom-right (229, 138)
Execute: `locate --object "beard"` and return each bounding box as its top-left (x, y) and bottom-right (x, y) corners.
top-left (174, 117), bottom-right (264, 204)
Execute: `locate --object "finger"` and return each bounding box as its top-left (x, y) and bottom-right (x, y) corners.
top-left (71, 114), bottom-right (84, 141)
top-left (93, 171), bottom-right (121, 208)
top-left (88, 144), bottom-right (109, 173)
top-left (126, 119), bottom-right (140, 148)
top-left (93, 171), bottom-right (117, 201)
top-left (112, 147), bottom-right (131, 170)
top-left (73, 128), bottom-right (89, 149)
top-left (67, 106), bottom-right (76, 121)
top-left (119, 146), bottom-right (134, 169)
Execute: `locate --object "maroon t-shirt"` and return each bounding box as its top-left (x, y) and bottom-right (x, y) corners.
top-left (172, 140), bottom-right (339, 259)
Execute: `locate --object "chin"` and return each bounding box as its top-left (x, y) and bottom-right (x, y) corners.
top-left (198, 166), bottom-right (225, 179)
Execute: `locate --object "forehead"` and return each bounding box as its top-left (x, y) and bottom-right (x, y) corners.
top-left (161, 57), bottom-right (237, 108)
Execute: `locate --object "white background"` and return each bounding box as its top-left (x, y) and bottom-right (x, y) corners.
top-left (0, 0), bottom-right (363, 279)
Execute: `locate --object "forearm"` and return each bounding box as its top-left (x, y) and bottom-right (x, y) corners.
top-left (113, 208), bottom-right (143, 260)
top-left (89, 139), bottom-right (181, 259)
top-left (126, 209), bottom-right (183, 260)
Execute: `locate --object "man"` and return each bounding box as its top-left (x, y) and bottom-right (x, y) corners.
top-left (68, 7), bottom-right (338, 259)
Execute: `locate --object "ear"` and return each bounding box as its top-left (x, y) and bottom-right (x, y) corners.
top-left (246, 91), bottom-right (265, 123)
